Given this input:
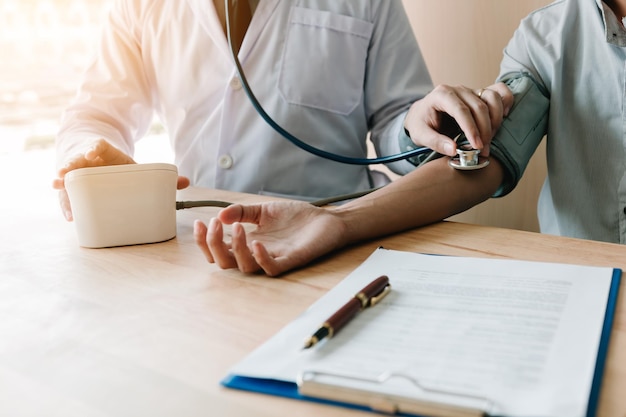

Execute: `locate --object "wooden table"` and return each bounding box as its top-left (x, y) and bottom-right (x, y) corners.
top-left (1, 186), bottom-right (625, 417)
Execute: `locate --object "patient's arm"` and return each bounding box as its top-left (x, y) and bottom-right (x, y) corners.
top-left (194, 157), bottom-right (504, 276)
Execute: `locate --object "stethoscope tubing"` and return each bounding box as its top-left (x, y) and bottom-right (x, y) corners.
top-left (224, 0), bottom-right (434, 165)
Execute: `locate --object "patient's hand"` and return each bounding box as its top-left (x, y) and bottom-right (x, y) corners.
top-left (194, 201), bottom-right (347, 277)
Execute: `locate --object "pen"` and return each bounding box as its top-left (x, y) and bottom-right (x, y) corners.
top-left (303, 275), bottom-right (391, 349)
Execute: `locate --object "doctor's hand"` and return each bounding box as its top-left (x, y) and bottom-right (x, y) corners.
top-left (52, 138), bottom-right (189, 221)
top-left (194, 202), bottom-right (347, 277)
top-left (404, 82), bottom-right (513, 157)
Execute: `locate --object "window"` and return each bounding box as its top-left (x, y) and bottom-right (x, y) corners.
top-left (1, 0), bottom-right (169, 213)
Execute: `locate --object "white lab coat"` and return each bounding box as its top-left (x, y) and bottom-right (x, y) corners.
top-left (57, 0), bottom-right (432, 199)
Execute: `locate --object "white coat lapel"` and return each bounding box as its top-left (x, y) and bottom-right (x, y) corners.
top-left (237, 0), bottom-right (280, 59)
top-left (185, 0), bottom-right (232, 58)
top-left (185, 0), bottom-right (280, 61)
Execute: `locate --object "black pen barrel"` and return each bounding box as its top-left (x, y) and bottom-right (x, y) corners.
top-left (303, 325), bottom-right (330, 349)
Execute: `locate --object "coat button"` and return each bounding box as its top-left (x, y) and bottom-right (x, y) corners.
top-left (230, 77), bottom-right (242, 90)
top-left (218, 154), bottom-right (234, 169)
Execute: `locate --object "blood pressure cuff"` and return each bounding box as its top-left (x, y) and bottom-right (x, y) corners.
top-left (489, 71), bottom-right (549, 197)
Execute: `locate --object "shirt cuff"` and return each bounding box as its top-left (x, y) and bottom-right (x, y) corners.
top-left (398, 126), bottom-right (442, 166)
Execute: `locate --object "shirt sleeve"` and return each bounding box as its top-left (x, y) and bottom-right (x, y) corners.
top-left (55, 0), bottom-right (155, 168)
top-left (498, 13), bottom-right (548, 88)
top-left (365, 2), bottom-right (433, 176)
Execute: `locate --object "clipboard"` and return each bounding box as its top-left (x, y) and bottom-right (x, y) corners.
top-left (297, 370), bottom-right (492, 417)
top-left (221, 249), bottom-right (622, 417)
top-left (221, 372), bottom-right (488, 417)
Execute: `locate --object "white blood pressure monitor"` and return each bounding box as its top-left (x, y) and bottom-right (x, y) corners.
top-left (64, 163), bottom-right (178, 248)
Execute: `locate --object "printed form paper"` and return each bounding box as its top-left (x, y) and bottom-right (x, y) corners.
top-left (228, 248), bottom-right (615, 417)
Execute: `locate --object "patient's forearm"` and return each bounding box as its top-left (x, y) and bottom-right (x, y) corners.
top-left (332, 157), bottom-right (504, 244)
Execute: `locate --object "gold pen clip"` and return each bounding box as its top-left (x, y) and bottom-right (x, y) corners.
top-left (369, 284), bottom-right (391, 307)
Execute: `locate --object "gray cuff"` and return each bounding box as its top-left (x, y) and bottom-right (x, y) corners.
top-left (489, 71), bottom-right (549, 198)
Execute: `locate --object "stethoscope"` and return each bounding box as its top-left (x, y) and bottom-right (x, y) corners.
top-left (223, 0), bottom-right (487, 170)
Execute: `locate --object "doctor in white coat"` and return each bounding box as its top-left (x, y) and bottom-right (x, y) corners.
top-left (54, 0), bottom-right (509, 221)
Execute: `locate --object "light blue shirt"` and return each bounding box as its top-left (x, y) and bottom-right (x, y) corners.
top-left (499, 0), bottom-right (626, 243)
top-left (57, 0), bottom-right (431, 200)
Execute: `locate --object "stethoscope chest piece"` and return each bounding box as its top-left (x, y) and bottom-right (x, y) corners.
top-left (449, 145), bottom-right (490, 170)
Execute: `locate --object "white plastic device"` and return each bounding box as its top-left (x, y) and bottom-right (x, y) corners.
top-left (64, 163), bottom-right (178, 248)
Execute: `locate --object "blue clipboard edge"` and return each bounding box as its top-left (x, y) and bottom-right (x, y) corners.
top-left (220, 375), bottom-right (383, 415)
top-left (221, 267), bottom-right (622, 417)
top-left (586, 268), bottom-right (622, 417)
